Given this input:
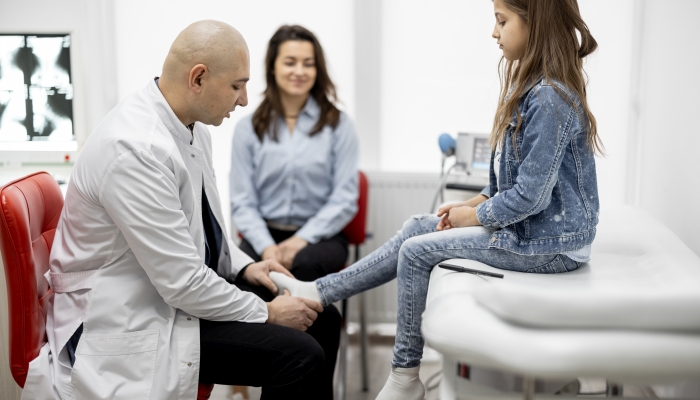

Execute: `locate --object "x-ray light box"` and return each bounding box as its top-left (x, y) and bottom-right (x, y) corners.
top-left (0, 33), bottom-right (76, 164)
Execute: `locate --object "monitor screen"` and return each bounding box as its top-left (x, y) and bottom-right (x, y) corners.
top-left (0, 34), bottom-right (74, 143)
top-left (472, 137), bottom-right (490, 170)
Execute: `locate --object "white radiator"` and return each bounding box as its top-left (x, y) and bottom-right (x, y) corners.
top-left (346, 171), bottom-right (440, 324)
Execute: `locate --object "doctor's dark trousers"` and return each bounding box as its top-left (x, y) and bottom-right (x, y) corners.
top-left (198, 275), bottom-right (340, 400)
top-left (198, 191), bottom-right (338, 399)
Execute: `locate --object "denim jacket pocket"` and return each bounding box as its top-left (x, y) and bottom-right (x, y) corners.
top-left (526, 255), bottom-right (569, 274)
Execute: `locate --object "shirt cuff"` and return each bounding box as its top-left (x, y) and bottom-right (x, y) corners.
top-left (476, 200), bottom-right (501, 229)
top-left (250, 235), bottom-right (277, 256)
top-left (233, 263), bottom-right (253, 285)
top-left (294, 226), bottom-right (321, 245)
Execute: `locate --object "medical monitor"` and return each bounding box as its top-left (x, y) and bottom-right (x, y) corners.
top-left (455, 132), bottom-right (490, 186)
top-left (0, 33), bottom-right (76, 165)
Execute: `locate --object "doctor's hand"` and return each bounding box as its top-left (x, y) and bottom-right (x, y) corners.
top-left (242, 260), bottom-right (294, 294)
top-left (266, 290), bottom-right (323, 331)
top-left (277, 236), bottom-right (308, 269)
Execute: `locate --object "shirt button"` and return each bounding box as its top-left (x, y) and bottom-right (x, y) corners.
top-left (187, 317), bottom-right (191, 321)
top-left (224, 251), bottom-right (229, 256)
top-left (490, 237), bottom-right (497, 243)
top-left (187, 362), bottom-right (192, 367)
top-left (191, 154), bottom-right (195, 158)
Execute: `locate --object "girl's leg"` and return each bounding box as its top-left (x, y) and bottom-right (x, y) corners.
top-left (391, 226), bottom-right (581, 368)
top-left (314, 214), bottom-right (441, 305)
top-left (376, 226), bottom-right (580, 400)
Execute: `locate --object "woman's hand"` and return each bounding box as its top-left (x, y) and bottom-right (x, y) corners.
top-left (277, 236), bottom-right (309, 269)
top-left (262, 244), bottom-right (281, 262)
top-left (243, 259), bottom-right (294, 294)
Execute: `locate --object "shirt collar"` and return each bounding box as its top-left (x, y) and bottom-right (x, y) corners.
top-left (146, 78), bottom-right (195, 145)
top-left (300, 96), bottom-right (321, 120)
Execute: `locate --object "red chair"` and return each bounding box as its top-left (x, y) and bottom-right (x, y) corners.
top-left (335, 170), bottom-right (370, 400)
top-left (0, 172), bottom-right (214, 399)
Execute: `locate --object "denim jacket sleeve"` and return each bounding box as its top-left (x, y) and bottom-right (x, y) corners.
top-left (476, 85), bottom-right (577, 229)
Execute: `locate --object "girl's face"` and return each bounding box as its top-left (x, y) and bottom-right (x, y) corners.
top-left (273, 40), bottom-right (317, 99)
top-left (492, 0), bottom-right (529, 61)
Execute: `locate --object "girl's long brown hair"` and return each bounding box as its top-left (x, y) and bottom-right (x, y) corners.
top-left (492, 0), bottom-right (603, 155)
top-left (252, 25), bottom-right (340, 142)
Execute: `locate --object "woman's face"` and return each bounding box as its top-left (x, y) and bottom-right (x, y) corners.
top-left (273, 40), bottom-right (316, 99)
top-left (492, 0), bottom-right (529, 61)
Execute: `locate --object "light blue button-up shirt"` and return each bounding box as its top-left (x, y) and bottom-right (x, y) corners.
top-left (230, 97), bottom-right (359, 254)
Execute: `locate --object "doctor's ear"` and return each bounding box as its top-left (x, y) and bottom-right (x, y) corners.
top-left (188, 64), bottom-right (208, 93)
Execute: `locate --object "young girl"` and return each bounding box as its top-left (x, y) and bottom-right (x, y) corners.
top-left (272, 0), bottom-right (602, 398)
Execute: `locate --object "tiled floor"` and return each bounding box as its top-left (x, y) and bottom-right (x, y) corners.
top-left (209, 334), bottom-right (663, 400)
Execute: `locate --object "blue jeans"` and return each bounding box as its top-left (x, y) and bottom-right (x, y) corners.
top-left (315, 214), bottom-right (581, 368)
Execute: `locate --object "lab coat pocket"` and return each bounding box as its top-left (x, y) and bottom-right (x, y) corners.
top-left (70, 329), bottom-right (159, 400)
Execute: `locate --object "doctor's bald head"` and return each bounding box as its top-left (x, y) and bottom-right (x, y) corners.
top-left (159, 20), bottom-right (250, 127)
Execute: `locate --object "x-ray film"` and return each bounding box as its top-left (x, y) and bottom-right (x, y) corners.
top-left (0, 34), bottom-right (74, 142)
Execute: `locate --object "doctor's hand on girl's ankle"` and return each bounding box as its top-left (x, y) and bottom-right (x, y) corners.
top-left (265, 292), bottom-right (322, 332)
top-left (243, 260), bottom-right (294, 294)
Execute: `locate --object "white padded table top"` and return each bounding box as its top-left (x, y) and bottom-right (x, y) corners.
top-left (422, 206), bottom-right (700, 382)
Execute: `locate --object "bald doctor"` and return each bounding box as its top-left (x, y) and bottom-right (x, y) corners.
top-left (21, 21), bottom-right (328, 399)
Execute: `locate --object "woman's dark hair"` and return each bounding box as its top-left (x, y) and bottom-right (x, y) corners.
top-left (252, 25), bottom-right (340, 142)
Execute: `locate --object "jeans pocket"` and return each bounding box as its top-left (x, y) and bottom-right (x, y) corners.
top-left (526, 255), bottom-right (569, 274)
top-left (70, 329), bottom-right (159, 400)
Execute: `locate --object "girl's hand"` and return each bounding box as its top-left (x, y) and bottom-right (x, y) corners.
top-left (435, 202), bottom-right (467, 231)
top-left (436, 212), bottom-right (451, 231)
top-left (438, 206), bottom-right (482, 230)
top-left (436, 202), bottom-right (467, 231)
top-left (436, 202), bottom-right (465, 218)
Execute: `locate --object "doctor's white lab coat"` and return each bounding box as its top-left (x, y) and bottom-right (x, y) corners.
top-left (20, 81), bottom-right (268, 400)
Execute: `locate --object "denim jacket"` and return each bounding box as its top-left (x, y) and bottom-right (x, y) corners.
top-left (475, 78), bottom-right (599, 255)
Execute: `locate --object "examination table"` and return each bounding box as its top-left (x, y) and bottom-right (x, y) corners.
top-left (422, 206), bottom-right (700, 399)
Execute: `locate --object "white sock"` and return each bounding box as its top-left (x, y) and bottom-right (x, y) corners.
top-left (376, 366), bottom-right (425, 400)
top-left (269, 271), bottom-right (322, 303)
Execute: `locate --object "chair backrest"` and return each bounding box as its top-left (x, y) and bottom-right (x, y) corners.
top-left (343, 171), bottom-right (368, 246)
top-left (0, 172), bottom-right (63, 387)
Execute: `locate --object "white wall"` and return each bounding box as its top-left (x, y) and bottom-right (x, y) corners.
top-left (113, 0), bottom-right (355, 235)
top-left (378, 0), bottom-right (635, 212)
top-left (379, 0), bottom-right (501, 173)
top-left (633, 0), bottom-right (700, 256)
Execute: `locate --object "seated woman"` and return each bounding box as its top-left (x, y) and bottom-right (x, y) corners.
top-left (230, 24), bottom-right (359, 399)
top-left (269, 0), bottom-right (602, 399)
top-left (230, 24), bottom-right (359, 281)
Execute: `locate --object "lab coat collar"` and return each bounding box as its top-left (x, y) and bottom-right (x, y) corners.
top-left (146, 79), bottom-right (195, 145)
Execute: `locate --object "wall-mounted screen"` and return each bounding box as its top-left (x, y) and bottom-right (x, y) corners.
top-left (0, 34), bottom-right (74, 143)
